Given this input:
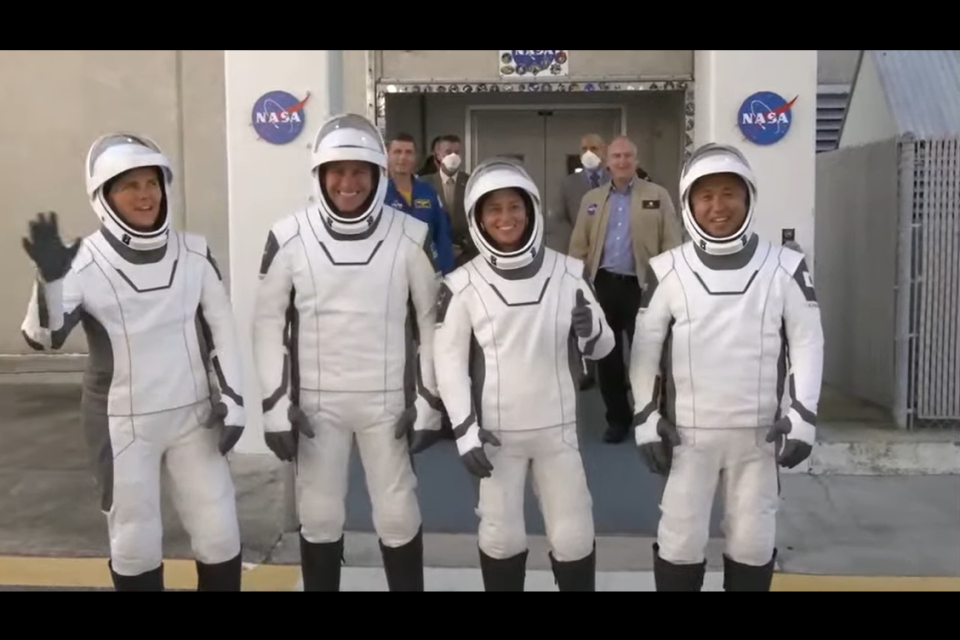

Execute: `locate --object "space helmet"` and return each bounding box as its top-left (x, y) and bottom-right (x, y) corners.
top-left (679, 142), bottom-right (758, 256)
top-left (464, 156), bottom-right (544, 271)
top-left (310, 113), bottom-right (388, 235)
top-left (85, 133), bottom-right (173, 251)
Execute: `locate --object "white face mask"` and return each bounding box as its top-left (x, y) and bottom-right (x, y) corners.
top-left (581, 150), bottom-right (601, 170)
top-left (441, 153), bottom-right (461, 172)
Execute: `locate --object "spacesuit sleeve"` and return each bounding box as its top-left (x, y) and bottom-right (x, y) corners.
top-left (406, 232), bottom-right (443, 410)
top-left (575, 265), bottom-right (615, 361)
top-left (434, 281), bottom-right (474, 431)
top-left (629, 261), bottom-right (675, 430)
top-left (198, 247), bottom-right (246, 428)
top-left (253, 229), bottom-right (295, 433)
top-left (20, 266), bottom-right (84, 351)
top-left (781, 256), bottom-right (825, 446)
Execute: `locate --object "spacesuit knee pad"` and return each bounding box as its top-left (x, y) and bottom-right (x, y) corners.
top-left (191, 518), bottom-right (242, 567)
top-left (299, 502), bottom-right (348, 544)
top-left (478, 526), bottom-right (527, 561)
top-left (547, 518), bottom-right (596, 563)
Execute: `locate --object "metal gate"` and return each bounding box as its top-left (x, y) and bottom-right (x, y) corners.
top-left (898, 136), bottom-right (960, 429)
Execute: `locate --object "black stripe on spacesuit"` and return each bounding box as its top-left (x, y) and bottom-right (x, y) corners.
top-left (260, 232), bottom-right (280, 276)
top-left (205, 247), bottom-right (223, 281)
top-left (660, 320), bottom-right (677, 424)
top-left (774, 322), bottom-right (788, 422)
top-left (114, 259), bottom-right (179, 293)
top-left (639, 268), bottom-right (659, 310)
top-left (690, 268), bottom-right (759, 296)
top-left (788, 375), bottom-right (817, 426)
top-left (23, 287), bottom-right (83, 351)
top-left (633, 375), bottom-right (662, 427)
top-left (436, 283), bottom-right (453, 325)
top-left (264, 288), bottom-right (299, 411)
top-left (450, 334), bottom-right (486, 439)
top-left (487, 277), bottom-right (550, 307)
top-left (317, 240), bottom-right (384, 266)
top-left (77, 311), bottom-right (116, 513)
top-left (196, 306), bottom-right (244, 407)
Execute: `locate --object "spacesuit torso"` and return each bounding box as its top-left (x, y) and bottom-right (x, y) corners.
top-left (23, 229), bottom-right (233, 418)
top-left (440, 248), bottom-right (594, 433)
top-left (648, 235), bottom-right (819, 429)
top-left (262, 204), bottom-right (435, 395)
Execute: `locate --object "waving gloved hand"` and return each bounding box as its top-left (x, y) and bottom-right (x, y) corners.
top-left (22, 212), bottom-right (82, 282)
top-left (394, 394), bottom-right (445, 454)
top-left (455, 423), bottom-right (501, 479)
top-left (571, 289), bottom-right (594, 338)
top-left (765, 416), bottom-right (813, 469)
top-left (205, 402), bottom-right (244, 455)
top-left (264, 405), bottom-right (315, 462)
top-left (635, 415), bottom-right (682, 476)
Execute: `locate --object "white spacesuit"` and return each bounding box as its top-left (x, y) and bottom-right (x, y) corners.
top-left (630, 143), bottom-right (824, 591)
top-left (432, 157), bottom-right (615, 591)
top-left (253, 114), bottom-right (442, 592)
top-left (20, 133), bottom-right (245, 591)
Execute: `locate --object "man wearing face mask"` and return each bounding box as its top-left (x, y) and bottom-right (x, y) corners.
top-left (423, 134), bottom-right (473, 268)
top-left (546, 134), bottom-right (610, 254)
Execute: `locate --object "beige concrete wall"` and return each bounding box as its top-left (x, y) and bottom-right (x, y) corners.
top-left (0, 50), bottom-right (227, 356)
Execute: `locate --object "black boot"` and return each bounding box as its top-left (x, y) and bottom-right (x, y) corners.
top-left (196, 551), bottom-right (243, 591)
top-left (549, 543), bottom-right (596, 591)
top-left (723, 549), bottom-right (777, 592)
top-left (380, 527), bottom-right (424, 591)
top-left (109, 561), bottom-right (164, 591)
top-left (652, 543), bottom-right (705, 591)
top-left (479, 547), bottom-right (528, 591)
top-left (300, 532), bottom-right (344, 591)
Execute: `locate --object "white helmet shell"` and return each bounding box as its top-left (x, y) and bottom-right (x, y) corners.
top-left (464, 157), bottom-right (544, 271)
top-left (310, 113), bottom-right (388, 235)
top-left (679, 143), bottom-right (757, 256)
top-left (85, 133), bottom-right (173, 251)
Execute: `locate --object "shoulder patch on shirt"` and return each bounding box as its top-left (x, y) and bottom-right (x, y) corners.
top-left (793, 258), bottom-right (818, 304)
top-left (587, 203), bottom-right (598, 215)
top-left (642, 199), bottom-right (660, 209)
top-left (414, 198), bottom-right (431, 208)
top-left (436, 283), bottom-right (454, 325)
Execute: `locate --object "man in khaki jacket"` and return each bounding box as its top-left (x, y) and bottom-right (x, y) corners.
top-left (569, 135), bottom-right (683, 444)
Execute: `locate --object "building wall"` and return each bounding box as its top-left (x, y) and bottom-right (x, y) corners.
top-left (818, 50), bottom-right (861, 85)
top-left (839, 53), bottom-right (898, 147)
top-left (0, 50), bottom-right (227, 357)
top-left (378, 50), bottom-right (694, 82)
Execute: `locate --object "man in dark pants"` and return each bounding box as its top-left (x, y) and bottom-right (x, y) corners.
top-left (568, 136), bottom-right (683, 443)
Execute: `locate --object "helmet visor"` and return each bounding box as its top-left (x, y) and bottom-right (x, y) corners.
top-left (313, 114), bottom-right (385, 155)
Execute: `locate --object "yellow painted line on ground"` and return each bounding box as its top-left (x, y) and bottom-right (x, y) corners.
top-left (0, 556), bottom-right (956, 591)
top-left (0, 556), bottom-right (301, 591)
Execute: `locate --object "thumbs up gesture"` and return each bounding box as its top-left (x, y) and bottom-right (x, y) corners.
top-left (572, 289), bottom-right (594, 338)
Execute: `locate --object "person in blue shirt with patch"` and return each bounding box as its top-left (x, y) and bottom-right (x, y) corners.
top-left (385, 132), bottom-right (455, 275)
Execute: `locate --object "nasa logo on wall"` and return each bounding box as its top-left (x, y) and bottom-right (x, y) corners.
top-left (737, 91), bottom-right (798, 146)
top-left (251, 90), bottom-right (310, 145)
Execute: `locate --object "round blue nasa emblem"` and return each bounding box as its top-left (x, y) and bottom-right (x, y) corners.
top-left (251, 90), bottom-right (309, 145)
top-left (503, 50), bottom-right (567, 76)
top-left (737, 91), bottom-right (798, 146)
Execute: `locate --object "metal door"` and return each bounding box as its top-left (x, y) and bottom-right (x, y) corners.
top-left (544, 108), bottom-right (621, 205)
top-left (470, 110), bottom-right (547, 199)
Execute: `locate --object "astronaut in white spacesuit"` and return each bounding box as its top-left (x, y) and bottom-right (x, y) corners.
top-left (20, 134), bottom-right (246, 591)
top-left (630, 143), bottom-right (824, 591)
top-left (253, 113), bottom-right (442, 592)
top-left (431, 157), bottom-right (615, 591)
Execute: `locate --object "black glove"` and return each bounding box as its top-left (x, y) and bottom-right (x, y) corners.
top-left (457, 426), bottom-right (501, 479)
top-left (264, 405), bottom-right (316, 462)
top-left (765, 417), bottom-right (813, 469)
top-left (637, 417), bottom-right (681, 476)
top-left (394, 404), bottom-right (447, 454)
top-left (22, 212), bottom-right (82, 283)
top-left (204, 402), bottom-right (245, 455)
top-left (571, 289), bottom-right (594, 338)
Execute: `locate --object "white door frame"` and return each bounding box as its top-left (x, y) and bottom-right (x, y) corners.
top-left (464, 103), bottom-right (628, 173)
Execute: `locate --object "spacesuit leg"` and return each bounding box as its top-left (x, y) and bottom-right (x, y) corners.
top-left (296, 391), bottom-right (353, 591)
top-left (96, 408), bottom-right (166, 591)
top-left (654, 428), bottom-right (722, 591)
top-left (354, 391), bottom-right (423, 591)
top-left (532, 424), bottom-right (596, 591)
top-left (476, 433), bottom-right (530, 591)
top-left (163, 402), bottom-right (243, 591)
top-left (719, 428), bottom-right (780, 592)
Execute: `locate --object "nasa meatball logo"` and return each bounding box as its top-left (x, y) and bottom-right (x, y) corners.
top-left (251, 90), bottom-right (310, 145)
top-left (737, 91), bottom-right (798, 146)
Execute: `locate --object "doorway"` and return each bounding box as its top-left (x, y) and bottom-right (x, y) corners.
top-left (467, 106), bottom-right (624, 207)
